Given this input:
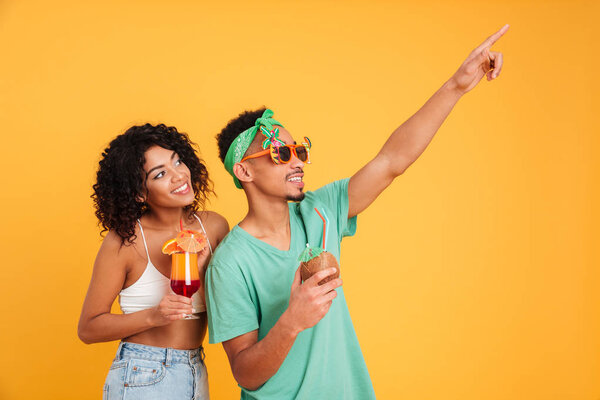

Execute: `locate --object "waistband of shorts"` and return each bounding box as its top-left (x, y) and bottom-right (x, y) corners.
top-left (115, 341), bottom-right (205, 366)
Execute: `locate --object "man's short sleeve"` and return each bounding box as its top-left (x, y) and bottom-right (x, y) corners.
top-left (311, 178), bottom-right (357, 241)
top-left (205, 261), bottom-right (259, 344)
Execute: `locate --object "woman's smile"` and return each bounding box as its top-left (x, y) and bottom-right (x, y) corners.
top-left (172, 182), bottom-right (191, 195)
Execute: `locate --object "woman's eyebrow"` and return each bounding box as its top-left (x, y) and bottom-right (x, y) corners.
top-left (145, 152), bottom-right (177, 177)
top-left (146, 164), bottom-right (164, 176)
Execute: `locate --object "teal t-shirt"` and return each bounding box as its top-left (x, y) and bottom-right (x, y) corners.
top-left (205, 179), bottom-right (375, 400)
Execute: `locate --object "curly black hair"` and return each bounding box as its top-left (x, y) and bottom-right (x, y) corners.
top-left (92, 124), bottom-right (214, 245)
top-left (216, 107), bottom-right (267, 163)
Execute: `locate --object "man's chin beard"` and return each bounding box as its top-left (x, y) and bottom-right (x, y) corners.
top-left (286, 192), bottom-right (305, 202)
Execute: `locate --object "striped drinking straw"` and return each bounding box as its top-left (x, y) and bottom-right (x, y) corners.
top-left (314, 208), bottom-right (329, 252)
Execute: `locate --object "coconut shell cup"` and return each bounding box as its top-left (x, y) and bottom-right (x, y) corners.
top-left (300, 251), bottom-right (340, 285)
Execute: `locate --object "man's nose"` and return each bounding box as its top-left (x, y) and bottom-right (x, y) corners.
top-left (289, 151), bottom-right (305, 169)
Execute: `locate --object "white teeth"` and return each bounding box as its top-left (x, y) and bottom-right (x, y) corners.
top-left (173, 183), bottom-right (188, 193)
top-left (288, 177), bottom-right (302, 182)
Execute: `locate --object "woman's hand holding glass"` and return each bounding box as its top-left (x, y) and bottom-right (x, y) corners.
top-left (149, 293), bottom-right (193, 327)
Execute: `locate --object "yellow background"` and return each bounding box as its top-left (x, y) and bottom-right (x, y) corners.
top-left (0, 0), bottom-right (598, 399)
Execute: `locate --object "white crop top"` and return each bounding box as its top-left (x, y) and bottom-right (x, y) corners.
top-left (118, 214), bottom-right (213, 315)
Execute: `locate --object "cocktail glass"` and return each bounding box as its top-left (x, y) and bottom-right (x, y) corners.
top-left (170, 251), bottom-right (200, 320)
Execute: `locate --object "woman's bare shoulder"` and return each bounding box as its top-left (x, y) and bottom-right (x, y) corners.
top-left (96, 229), bottom-right (142, 266)
top-left (196, 210), bottom-right (230, 242)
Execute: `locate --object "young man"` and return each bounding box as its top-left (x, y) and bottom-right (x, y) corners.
top-left (206, 25), bottom-right (509, 399)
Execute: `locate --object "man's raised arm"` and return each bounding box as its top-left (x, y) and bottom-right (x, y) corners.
top-left (348, 24), bottom-right (509, 218)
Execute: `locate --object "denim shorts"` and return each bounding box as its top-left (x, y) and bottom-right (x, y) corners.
top-left (103, 341), bottom-right (209, 400)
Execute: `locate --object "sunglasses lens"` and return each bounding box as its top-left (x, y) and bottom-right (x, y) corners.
top-left (296, 146), bottom-right (308, 162)
top-left (278, 146), bottom-right (292, 162)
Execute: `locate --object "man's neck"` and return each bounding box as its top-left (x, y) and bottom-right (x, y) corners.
top-left (239, 194), bottom-right (292, 250)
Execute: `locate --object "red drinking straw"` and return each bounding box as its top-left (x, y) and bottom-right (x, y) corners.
top-left (180, 218), bottom-right (184, 231)
top-left (314, 208), bottom-right (327, 252)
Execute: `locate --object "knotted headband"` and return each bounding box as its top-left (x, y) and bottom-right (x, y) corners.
top-left (224, 109), bottom-right (284, 189)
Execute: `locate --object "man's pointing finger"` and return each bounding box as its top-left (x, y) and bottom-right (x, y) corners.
top-left (474, 24), bottom-right (509, 54)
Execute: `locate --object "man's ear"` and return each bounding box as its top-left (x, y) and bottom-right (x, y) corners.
top-left (233, 162), bottom-right (253, 185)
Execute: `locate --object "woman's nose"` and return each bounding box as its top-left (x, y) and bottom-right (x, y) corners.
top-left (172, 168), bottom-right (185, 181)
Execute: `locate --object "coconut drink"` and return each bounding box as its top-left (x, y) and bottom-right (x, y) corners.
top-left (298, 208), bottom-right (340, 285)
top-left (299, 245), bottom-right (340, 285)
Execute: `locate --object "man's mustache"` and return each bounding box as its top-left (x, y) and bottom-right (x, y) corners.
top-left (286, 169), bottom-right (304, 179)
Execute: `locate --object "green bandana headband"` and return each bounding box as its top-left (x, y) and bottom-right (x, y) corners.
top-left (224, 109), bottom-right (284, 189)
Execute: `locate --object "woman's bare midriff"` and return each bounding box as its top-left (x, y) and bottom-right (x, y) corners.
top-left (119, 213), bottom-right (217, 350)
top-left (123, 313), bottom-right (207, 350)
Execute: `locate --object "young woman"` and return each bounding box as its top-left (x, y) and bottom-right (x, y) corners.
top-left (78, 123), bottom-right (229, 399)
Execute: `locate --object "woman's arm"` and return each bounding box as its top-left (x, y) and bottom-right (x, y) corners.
top-left (77, 231), bottom-right (193, 344)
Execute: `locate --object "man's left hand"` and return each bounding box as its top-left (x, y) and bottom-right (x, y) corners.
top-left (449, 24), bottom-right (509, 94)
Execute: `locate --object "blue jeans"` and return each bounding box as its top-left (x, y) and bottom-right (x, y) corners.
top-left (103, 342), bottom-right (209, 400)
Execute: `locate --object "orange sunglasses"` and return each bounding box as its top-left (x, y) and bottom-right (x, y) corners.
top-left (241, 137), bottom-right (312, 165)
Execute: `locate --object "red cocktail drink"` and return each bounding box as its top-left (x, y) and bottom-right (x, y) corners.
top-left (162, 222), bottom-right (208, 320)
top-left (170, 252), bottom-right (201, 298)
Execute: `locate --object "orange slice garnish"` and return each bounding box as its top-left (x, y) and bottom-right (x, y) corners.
top-left (161, 238), bottom-right (183, 255)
